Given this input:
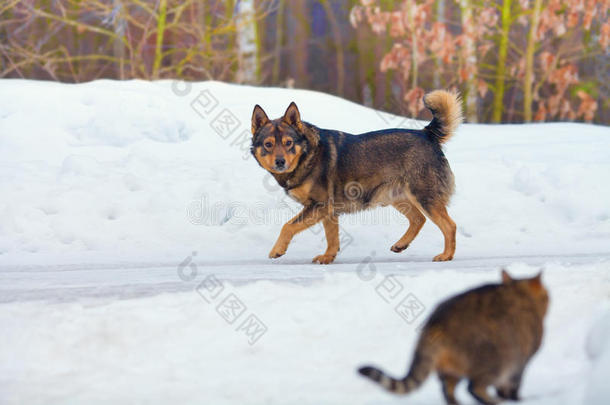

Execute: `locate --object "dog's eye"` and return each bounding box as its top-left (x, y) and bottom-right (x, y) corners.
top-left (264, 142), bottom-right (273, 148)
top-left (285, 140), bottom-right (292, 147)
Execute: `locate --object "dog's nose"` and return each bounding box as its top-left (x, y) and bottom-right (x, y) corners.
top-left (275, 157), bottom-right (286, 167)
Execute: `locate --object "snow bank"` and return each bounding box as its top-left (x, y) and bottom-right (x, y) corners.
top-left (1, 262), bottom-right (609, 404)
top-left (0, 79), bottom-right (609, 265)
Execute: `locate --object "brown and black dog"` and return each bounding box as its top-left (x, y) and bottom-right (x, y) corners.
top-left (250, 90), bottom-right (463, 264)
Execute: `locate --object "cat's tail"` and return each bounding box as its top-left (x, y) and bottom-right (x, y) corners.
top-left (357, 335), bottom-right (437, 395)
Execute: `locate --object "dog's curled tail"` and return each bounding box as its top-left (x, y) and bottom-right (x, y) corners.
top-left (423, 90), bottom-right (463, 144)
top-left (357, 341), bottom-right (435, 395)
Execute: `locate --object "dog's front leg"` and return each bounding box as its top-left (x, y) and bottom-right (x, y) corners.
top-left (269, 204), bottom-right (326, 259)
top-left (312, 215), bottom-right (339, 264)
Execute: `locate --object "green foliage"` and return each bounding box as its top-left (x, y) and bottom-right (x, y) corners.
top-left (571, 81), bottom-right (598, 100)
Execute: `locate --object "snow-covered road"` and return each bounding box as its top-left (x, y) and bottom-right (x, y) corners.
top-left (1, 253), bottom-right (609, 304)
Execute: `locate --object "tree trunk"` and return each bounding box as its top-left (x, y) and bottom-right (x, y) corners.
top-left (523, 0), bottom-right (543, 122)
top-left (113, 0), bottom-right (125, 80)
top-left (254, 0), bottom-right (264, 82)
top-left (355, 18), bottom-right (374, 107)
top-left (406, 0), bottom-right (418, 89)
top-left (198, 0), bottom-right (212, 71)
top-left (434, 0), bottom-right (445, 88)
top-left (492, 0), bottom-right (512, 123)
top-left (0, 4), bottom-right (12, 74)
top-left (319, 0), bottom-right (344, 96)
top-left (152, 0), bottom-right (167, 79)
top-left (374, 37), bottom-right (386, 107)
top-left (272, 0), bottom-right (285, 84)
top-left (236, 0), bottom-right (258, 83)
top-left (225, 0), bottom-right (236, 81)
top-left (291, 0), bottom-right (309, 88)
top-left (459, 0), bottom-right (478, 122)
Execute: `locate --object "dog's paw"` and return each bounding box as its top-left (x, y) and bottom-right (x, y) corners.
top-left (433, 253), bottom-right (453, 262)
top-left (312, 254), bottom-right (336, 264)
top-left (390, 243), bottom-right (409, 253)
top-left (268, 248), bottom-right (286, 259)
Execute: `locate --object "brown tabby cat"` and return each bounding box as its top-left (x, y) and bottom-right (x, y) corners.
top-left (358, 270), bottom-right (549, 404)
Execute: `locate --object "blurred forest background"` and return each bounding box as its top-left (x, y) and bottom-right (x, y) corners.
top-left (1, 0), bottom-right (608, 123)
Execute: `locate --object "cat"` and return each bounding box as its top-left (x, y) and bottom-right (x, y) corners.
top-left (358, 270), bottom-right (549, 404)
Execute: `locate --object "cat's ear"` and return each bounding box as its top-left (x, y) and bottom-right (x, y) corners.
top-left (501, 269), bottom-right (513, 284)
top-left (528, 270), bottom-right (543, 291)
top-left (252, 105), bottom-right (269, 135)
top-left (282, 102), bottom-right (303, 130)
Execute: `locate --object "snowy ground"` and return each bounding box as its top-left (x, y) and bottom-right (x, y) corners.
top-left (0, 79), bottom-right (609, 404)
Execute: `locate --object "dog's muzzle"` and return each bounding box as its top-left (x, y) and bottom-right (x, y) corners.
top-left (274, 157), bottom-right (286, 172)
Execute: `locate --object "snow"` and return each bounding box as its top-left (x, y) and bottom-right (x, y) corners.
top-left (0, 79), bottom-right (609, 404)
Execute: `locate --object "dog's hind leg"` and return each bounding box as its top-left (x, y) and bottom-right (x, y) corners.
top-left (312, 215), bottom-right (339, 264)
top-left (390, 200), bottom-right (426, 253)
top-left (269, 204), bottom-right (326, 259)
top-left (423, 204), bottom-right (456, 262)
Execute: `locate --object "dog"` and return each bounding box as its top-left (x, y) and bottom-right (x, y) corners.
top-left (250, 90), bottom-right (462, 264)
top-left (358, 270), bottom-right (549, 404)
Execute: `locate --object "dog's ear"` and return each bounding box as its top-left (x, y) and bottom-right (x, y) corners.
top-left (303, 125), bottom-right (320, 149)
top-left (282, 102), bottom-right (303, 130)
top-left (251, 105), bottom-right (269, 135)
